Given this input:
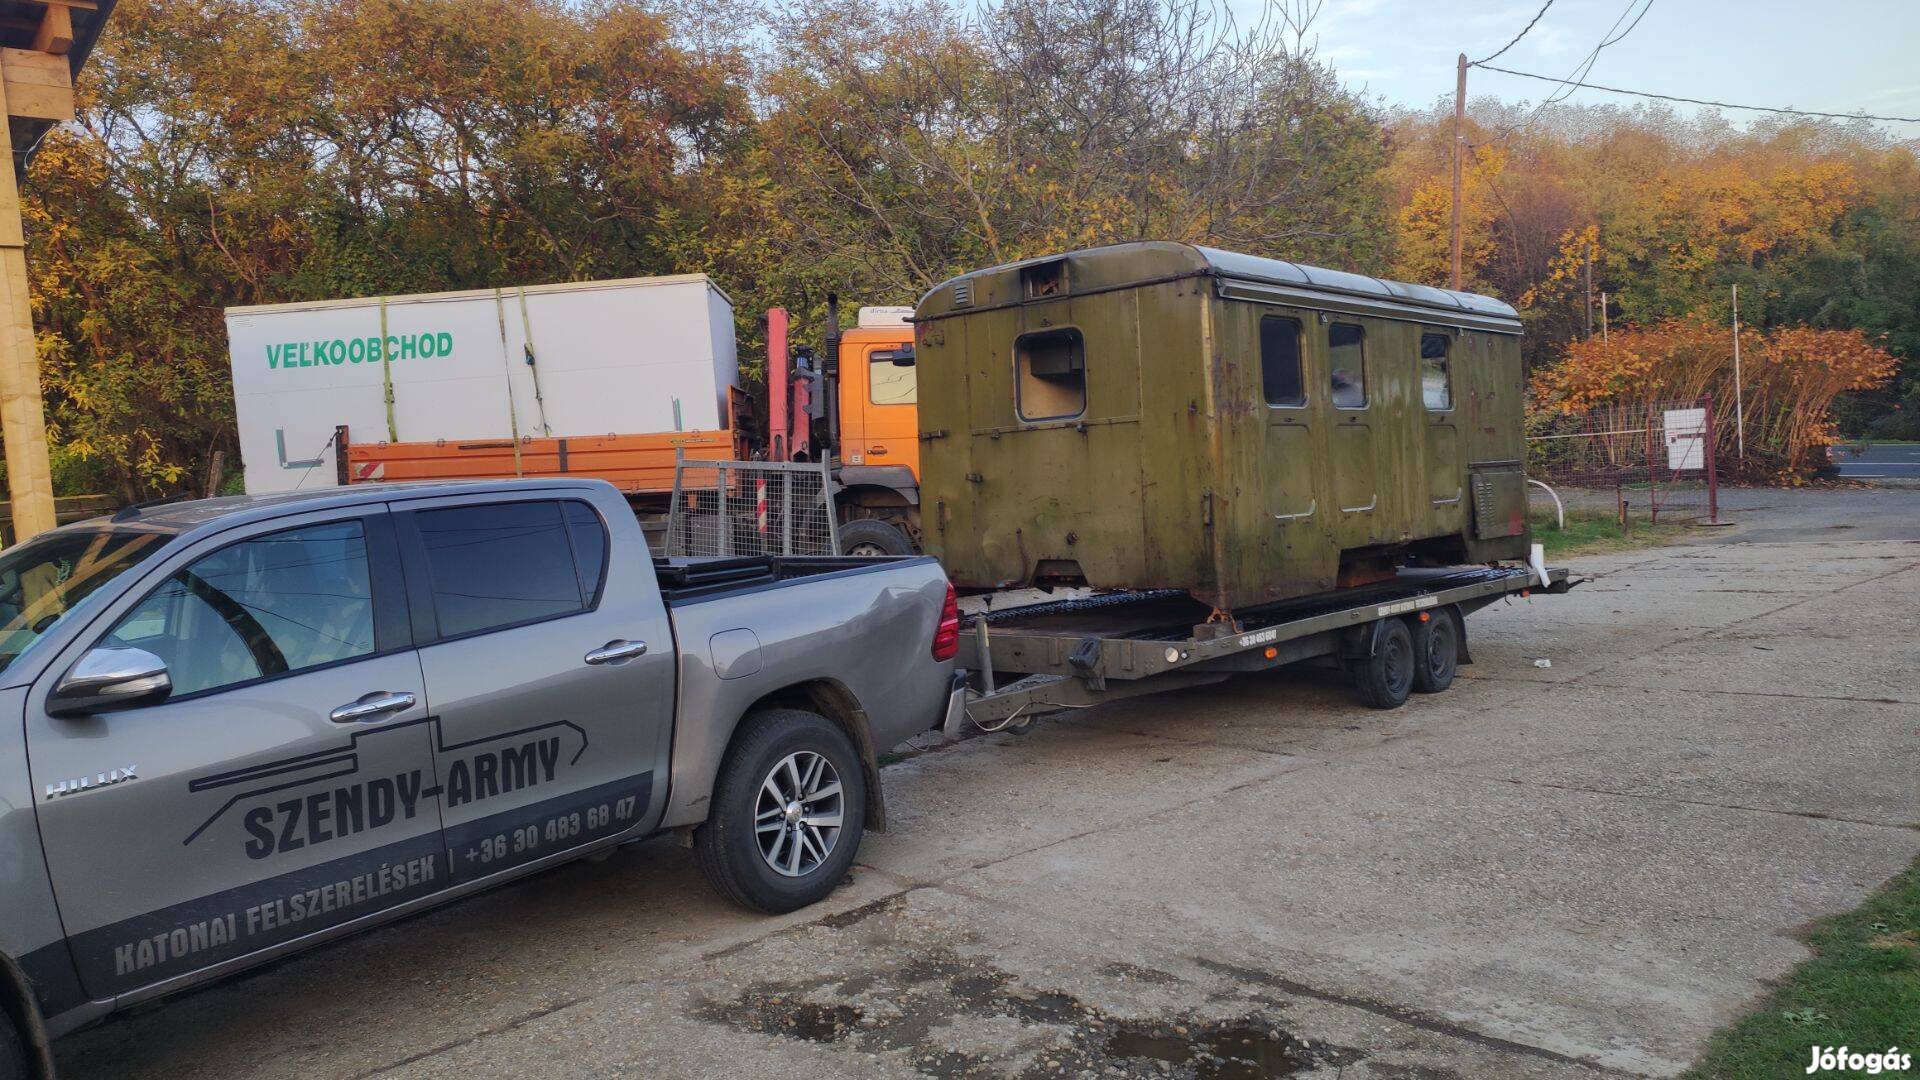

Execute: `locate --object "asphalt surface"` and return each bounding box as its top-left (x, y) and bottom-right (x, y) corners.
top-left (1830, 442), bottom-right (1920, 480)
top-left (54, 488), bottom-right (1920, 1079)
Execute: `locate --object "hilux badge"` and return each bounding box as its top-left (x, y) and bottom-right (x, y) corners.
top-left (46, 766), bottom-right (137, 799)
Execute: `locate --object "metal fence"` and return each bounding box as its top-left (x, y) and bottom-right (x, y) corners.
top-left (665, 456), bottom-right (839, 557)
top-left (1527, 397), bottom-right (1720, 524)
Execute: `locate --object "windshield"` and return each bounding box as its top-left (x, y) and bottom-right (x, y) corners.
top-left (0, 527), bottom-right (171, 676)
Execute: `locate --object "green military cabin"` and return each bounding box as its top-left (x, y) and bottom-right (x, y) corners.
top-left (913, 241), bottom-right (1531, 612)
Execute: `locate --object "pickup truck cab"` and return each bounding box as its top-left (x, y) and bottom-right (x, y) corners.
top-left (0, 480), bottom-right (960, 1077)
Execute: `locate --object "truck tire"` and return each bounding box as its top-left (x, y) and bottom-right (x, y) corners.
top-left (1412, 610), bottom-right (1459, 694)
top-left (1352, 617), bottom-right (1415, 709)
top-left (695, 708), bottom-right (867, 914)
top-left (838, 518), bottom-right (914, 557)
top-left (0, 1007), bottom-right (26, 1080)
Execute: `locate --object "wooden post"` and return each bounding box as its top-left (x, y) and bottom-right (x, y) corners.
top-left (0, 64), bottom-right (57, 542)
top-left (1449, 53), bottom-right (1467, 290)
top-left (203, 449), bottom-right (226, 498)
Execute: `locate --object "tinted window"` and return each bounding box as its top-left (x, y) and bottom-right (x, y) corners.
top-left (1421, 332), bottom-right (1452, 410)
top-left (0, 528), bottom-right (168, 676)
top-left (1259, 315), bottom-right (1305, 407)
top-left (1329, 323), bottom-right (1366, 408)
top-left (105, 521), bottom-right (375, 696)
top-left (414, 501), bottom-right (584, 638)
top-left (1015, 328), bottom-right (1086, 421)
top-left (562, 500), bottom-right (608, 608)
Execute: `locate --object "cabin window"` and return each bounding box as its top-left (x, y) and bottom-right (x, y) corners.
top-left (869, 348), bottom-right (918, 405)
top-left (1420, 332), bottom-right (1452, 410)
top-left (1328, 323), bottom-right (1367, 408)
top-left (1014, 327), bottom-right (1086, 421)
top-left (1259, 315), bottom-right (1305, 407)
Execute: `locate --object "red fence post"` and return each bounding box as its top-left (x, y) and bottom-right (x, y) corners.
top-left (1702, 392), bottom-right (1719, 524)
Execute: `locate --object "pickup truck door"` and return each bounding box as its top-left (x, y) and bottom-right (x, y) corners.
top-left (22, 508), bottom-right (444, 1001)
top-left (390, 492), bottom-right (674, 885)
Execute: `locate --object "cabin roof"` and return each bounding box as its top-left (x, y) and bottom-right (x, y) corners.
top-left (916, 241), bottom-right (1520, 328)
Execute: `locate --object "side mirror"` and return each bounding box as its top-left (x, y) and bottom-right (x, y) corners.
top-left (48, 647), bottom-right (171, 717)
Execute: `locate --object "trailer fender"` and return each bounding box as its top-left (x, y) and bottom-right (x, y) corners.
top-left (1338, 618), bottom-right (1394, 663)
top-left (1448, 604), bottom-right (1473, 666)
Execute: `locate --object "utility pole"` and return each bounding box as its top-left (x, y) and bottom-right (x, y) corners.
top-left (1730, 284), bottom-right (1746, 460)
top-left (1583, 242), bottom-right (1593, 339)
top-left (1449, 53), bottom-right (1467, 290)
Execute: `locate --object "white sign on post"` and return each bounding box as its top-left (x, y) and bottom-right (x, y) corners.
top-left (1664, 408), bottom-right (1706, 472)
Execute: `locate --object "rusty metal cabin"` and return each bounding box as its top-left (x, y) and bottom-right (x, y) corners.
top-left (913, 242), bottom-right (1530, 611)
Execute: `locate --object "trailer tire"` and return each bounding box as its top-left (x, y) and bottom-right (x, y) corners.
top-left (0, 1007), bottom-right (25, 1080)
top-left (1352, 617), bottom-right (1415, 709)
top-left (838, 518), bottom-right (914, 557)
top-left (1412, 610), bottom-right (1459, 694)
top-left (695, 708), bottom-right (867, 915)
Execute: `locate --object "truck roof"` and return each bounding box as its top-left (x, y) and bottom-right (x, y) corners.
top-left (52, 479), bottom-right (617, 540)
top-left (915, 241), bottom-right (1520, 327)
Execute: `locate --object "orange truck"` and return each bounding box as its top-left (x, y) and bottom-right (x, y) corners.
top-left (335, 298), bottom-right (927, 554)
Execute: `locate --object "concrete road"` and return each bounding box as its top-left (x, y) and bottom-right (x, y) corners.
top-left (1829, 442), bottom-right (1920, 481)
top-left (56, 491), bottom-right (1920, 1079)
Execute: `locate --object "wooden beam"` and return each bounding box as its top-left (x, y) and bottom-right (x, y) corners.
top-left (31, 5), bottom-right (72, 55)
top-left (0, 68), bottom-right (56, 541)
top-left (18, 0), bottom-right (97, 12)
top-left (1, 48), bottom-right (71, 123)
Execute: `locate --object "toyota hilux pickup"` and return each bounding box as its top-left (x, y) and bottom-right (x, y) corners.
top-left (0, 479), bottom-right (961, 1077)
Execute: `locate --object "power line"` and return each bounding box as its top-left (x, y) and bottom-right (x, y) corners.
top-left (1471, 0), bottom-right (1553, 66)
top-left (1474, 63), bottom-right (1920, 124)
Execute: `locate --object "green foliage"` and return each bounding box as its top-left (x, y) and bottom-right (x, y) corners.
top-left (20, 0), bottom-right (1920, 496)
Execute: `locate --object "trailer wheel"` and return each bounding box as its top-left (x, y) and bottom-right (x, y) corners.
top-left (694, 708), bottom-right (867, 914)
top-left (1352, 617), bottom-right (1415, 709)
top-left (0, 1007), bottom-right (25, 1080)
top-left (1412, 610), bottom-right (1459, 694)
top-left (839, 518), bottom-right (914, 557)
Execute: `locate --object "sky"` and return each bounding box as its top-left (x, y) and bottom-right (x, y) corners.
top-left (1265, 0), bottom-right (1920, 136)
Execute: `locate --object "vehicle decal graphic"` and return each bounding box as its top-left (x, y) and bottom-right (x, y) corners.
top-left (69, 772), bottom-right (651, 998)
top-left (182, 714), bottom-right (588, 848)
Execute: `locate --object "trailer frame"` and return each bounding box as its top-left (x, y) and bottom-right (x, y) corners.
top-left (949, 565), bottom-right (1572, 735)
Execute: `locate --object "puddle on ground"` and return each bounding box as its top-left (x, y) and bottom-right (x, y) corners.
top-left (703, 946), bottom-right (1356, 1077)
top-left (1105, 1019), bottom-right (1316, 1077)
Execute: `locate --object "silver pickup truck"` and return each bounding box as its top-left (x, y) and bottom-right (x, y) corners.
top-left (0, 479), bottom-right (961, 1077)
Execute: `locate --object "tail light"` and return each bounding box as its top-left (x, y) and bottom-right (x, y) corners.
top-left (931, 583), bottom-right (960, 661)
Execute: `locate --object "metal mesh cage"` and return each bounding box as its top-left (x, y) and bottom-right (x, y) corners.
top-left (665, 457), bottom-right (839, 557)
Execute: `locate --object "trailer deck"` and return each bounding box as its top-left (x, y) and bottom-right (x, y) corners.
top-left (951, 565), bottom-right (1573, 733)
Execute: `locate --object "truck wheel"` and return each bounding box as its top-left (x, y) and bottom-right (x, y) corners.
top-left (0, 1008), bottom-right (26, 1080)
top-left (695, 709), bottom-right (867, 914)
top-left (1412, 610), bottom-right (1459, 694)
top-left (838, 518), bottom-right (914, 557)
top-left (1352, 617), bottom-right (1415, 709)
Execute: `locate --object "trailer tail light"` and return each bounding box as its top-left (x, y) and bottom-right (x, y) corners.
top-left (932, 583), bottom-right (961, 661)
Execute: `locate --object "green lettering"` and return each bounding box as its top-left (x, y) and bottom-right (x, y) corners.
top-left (267, 343), bottom-right (282, 370)
top-left (435, 332), bottom-right (452, 356)
top-left (398, 335), bottom-right (417, 360)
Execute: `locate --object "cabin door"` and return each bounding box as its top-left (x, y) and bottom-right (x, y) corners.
top-left (1254, 310), bottom-right (1316, 525)
top-left (1421, 328), bottom-right (1464, 513)
top-left (1324, 320), bottom-right (1378, 531)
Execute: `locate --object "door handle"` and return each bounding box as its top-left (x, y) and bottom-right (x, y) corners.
top-left (329, 691), bottom-right (416, 724)
top-left (585, 640), bottom-right (648, 665)
top-left (867, 447), bottom-right (889, 457)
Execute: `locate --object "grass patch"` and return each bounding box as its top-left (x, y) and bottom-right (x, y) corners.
top-left (1686, 858), bottom-right (1920, 1079)
top-left (1530, 507), bottom-right (1691, 558)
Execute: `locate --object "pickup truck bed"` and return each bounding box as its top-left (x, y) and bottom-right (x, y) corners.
top-left (654, 554), bottom-right (935, 604)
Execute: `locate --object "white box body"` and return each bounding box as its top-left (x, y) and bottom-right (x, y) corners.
top-left (225, 275), bottom-right (737, 493)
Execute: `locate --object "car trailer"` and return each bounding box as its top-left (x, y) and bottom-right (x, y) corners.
top-left (946, 566), bottom-right (1575, 736)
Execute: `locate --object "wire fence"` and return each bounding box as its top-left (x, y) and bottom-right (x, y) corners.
top-left (665, 456), bottom-right (839, 557)
top-left (1526, 397), bottom-right (1720, 524)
